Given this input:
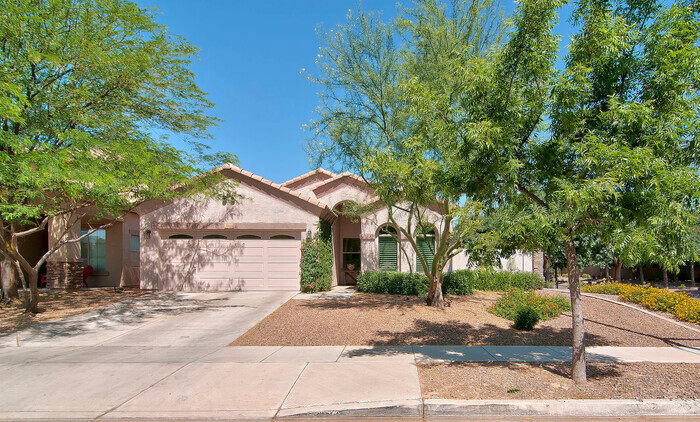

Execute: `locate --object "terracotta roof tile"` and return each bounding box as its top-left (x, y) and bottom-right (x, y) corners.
top-left (280, 168), bottom-right (336, 187)
top-left (220, 164), bottom-right (335, 218)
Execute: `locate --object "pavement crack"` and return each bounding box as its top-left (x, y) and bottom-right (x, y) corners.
top-left (273, 361), bottom-right (309, 420)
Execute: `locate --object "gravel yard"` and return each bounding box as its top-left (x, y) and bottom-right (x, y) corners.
top-left (0, 288), bottom-right (145, 334)
top-left (231, 291), bottom-right (700, 347)
top-left (418, 362), bottom-right (700, 400)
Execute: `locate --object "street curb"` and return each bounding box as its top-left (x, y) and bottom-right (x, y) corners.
top-left (275, 399), bottom-right (423, 418)
top-left (424, 399), bottom-right (700, 417)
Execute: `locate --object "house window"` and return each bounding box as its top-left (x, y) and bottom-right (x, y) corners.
top-left (130, 235), bottom-right (140, 267)
top-left (343, 238), bottom-right (361, 270)
top-left (416, 228), bottom-right (436, 273)
top-left (271, 234), bottom-right (295, 239)
top-left (237, 234), bottom-right (261, 239)
top-left (203, 234), bottom-right (228, 239)
top-left (168, 234), bottom-right (193, 239)
top-left (378, 226), bottom-right (398, 271)
top-left (80, 229), bottom-right (106, 271)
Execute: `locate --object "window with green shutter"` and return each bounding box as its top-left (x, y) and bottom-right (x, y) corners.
top-left (378, 226), bottom-right (398, 271)
top-left (416, 230), bottom-right (435, 273)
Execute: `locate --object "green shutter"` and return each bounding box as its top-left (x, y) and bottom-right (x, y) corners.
top-left (378, 236), bottom-right (397, 271)
top-left (416, 236), bottom-right (435, 273)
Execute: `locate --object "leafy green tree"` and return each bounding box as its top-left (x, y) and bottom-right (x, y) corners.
top-left (307, 0), bottom-right (504, 307)
top-left (0, 0), bottom-right (236, 312)
top-left (469, 0), bottom-right (700, 383)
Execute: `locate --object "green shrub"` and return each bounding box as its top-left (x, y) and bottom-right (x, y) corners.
top-left (357, 268), bottom-right (544, 297)
top-left (299, 225), bottom-right (333, 293)
top-left (442, 271), bottom-right (475, 295)
top-left (513, 307), bottom-right (540, 330)
top-left (679, 284), bottom-right (687, 290)
top-left (357, 271), bottom-right (430, 295)
top-left (460, 268), bottom-right (545, 291)
top-left (489, 288), bottom-right (571, 321)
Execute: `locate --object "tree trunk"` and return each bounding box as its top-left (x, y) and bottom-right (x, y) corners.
top-left (554, 267), bottom-right (559, 289)
top-left (613, 259), bottom-right (623, 282)
top-left (639, 266), bottom-right (645, 283)
top-left (673, 271), bottom-right (678, 284)
top-left (18, 266), bottom-right (40, 314)
top-left (543, 254), bottom-right (551, 287)
top-left (604, 265), bottom-right (610, 281)
top-left (564, 239), bottom-right (587, 384)
top-left (426, 275), bottom-right (444, 308)
top-left (663, 269), bottom-right (669, 289)
top-left (1, 256), bottom-right (19, 303)
top-left (692, 262), bottom-right (696, 288)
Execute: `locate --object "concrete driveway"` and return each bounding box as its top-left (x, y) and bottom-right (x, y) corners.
top-left (0, 290), bottom-right (306, 420)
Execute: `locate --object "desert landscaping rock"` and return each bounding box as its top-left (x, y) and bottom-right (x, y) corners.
top-left (231, 292), bottom-right (700, 347)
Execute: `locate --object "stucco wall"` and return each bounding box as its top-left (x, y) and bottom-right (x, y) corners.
top-left (312, 181), bottom-right (376, 209)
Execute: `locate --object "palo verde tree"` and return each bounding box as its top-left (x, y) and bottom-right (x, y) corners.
top-left (306, 0), bottom-right (504, 307)
top-left (0, 0), bottom-right (237, 312)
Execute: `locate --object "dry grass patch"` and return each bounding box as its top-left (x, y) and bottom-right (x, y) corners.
top-left (419, 362), bottom-right (700, 400)
top-left (231, 291), bottom-right (700, 347)
top-left (0, 288), bottom-right (145, 334)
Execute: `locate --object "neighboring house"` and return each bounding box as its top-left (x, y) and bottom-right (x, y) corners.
top-left (45, 164), bottom-right (542, 291)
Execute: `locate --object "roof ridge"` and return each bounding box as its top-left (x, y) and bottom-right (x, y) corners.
top-left (280, 168), bottom-right (336, 187)
top-left (310, 170), bottom-right (370, 193)
top-left (223, 164), bottom-right (333, 214)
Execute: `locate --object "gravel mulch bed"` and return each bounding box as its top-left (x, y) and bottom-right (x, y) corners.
top-left (0, 288), bottom-right (145, 334)
top-left (418, 362), bottom-right (700, 400)
top-left (231, 291), bottom-right (700, 347)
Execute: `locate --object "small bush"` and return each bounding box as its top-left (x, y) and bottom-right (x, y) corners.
top-left (299, 231), bottom-right (333, 293)
top-left (357, 271), bottom-right (430, 295)
top-left (679, 284), bottom-right (687, 290)
top-left (514, 307), bottom-right (540, 330)
top-left (489, 288), bottom-right (571, 321)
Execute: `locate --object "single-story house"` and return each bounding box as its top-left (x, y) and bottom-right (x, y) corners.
top-left (45, 164), bottom-right (543, 290)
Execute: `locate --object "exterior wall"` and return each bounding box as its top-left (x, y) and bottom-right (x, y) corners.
top-left (120, 213), bottom-right (140, 287)
top-left (140, 179), bottom-right (321, 290)
top-left (312, 182), bottom-right (375, 208)
top-left (359, 204), bottom-right (446, 274)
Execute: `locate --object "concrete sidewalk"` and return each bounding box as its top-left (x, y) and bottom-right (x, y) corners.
top-left (1, 291), bottom-right (699, 420)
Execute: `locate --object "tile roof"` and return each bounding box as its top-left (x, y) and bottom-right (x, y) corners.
top-left (280, 168), bottom-right (336, 187)
top-left (212, 163), bottom-right (336, 219)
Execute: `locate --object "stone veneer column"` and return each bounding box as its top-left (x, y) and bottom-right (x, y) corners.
top-left (532, 251), bottom-right (545, 278)
top-left (47, 261), bottom-right (84, 289)
top-left (46, 214), bottom-right (83, 289)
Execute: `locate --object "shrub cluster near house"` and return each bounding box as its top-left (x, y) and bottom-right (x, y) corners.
top-left (357, 269), bottom-right (544, 296)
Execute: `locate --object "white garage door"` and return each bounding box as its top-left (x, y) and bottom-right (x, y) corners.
top-left (161, 233), bottom-right (301, 291)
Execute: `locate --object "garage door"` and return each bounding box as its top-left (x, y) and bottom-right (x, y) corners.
top-left (161, 233), bottom-right (301, 291)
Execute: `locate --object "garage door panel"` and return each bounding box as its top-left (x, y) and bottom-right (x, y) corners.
top-left (237, 246), bottom-right (265, 257)
top-left (269, 263), bottom-right (299, 273)
top-left (199, 262), bottom-right (230, 272)
top-left (268, 247), bottom-right (299, 257)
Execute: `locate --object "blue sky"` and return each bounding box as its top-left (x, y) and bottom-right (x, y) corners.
top-left (135, 0), bottom-right (575, 184)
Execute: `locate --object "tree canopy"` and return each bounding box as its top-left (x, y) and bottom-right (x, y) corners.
top-left (0, 0), bottom-right (236, 311)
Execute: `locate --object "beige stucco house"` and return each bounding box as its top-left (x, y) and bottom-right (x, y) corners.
top-left (45, 164), bottom-right (541, 291)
